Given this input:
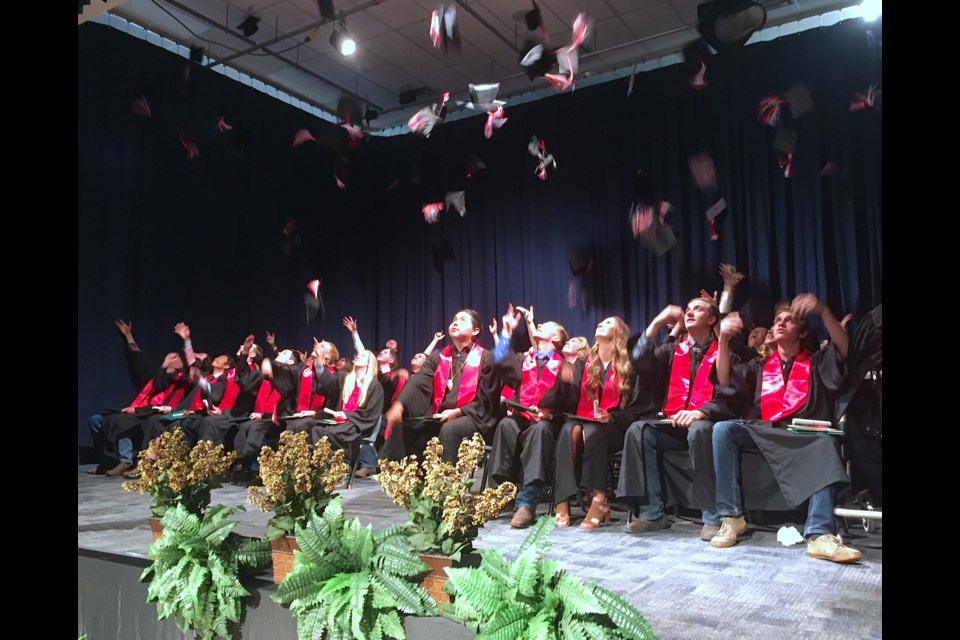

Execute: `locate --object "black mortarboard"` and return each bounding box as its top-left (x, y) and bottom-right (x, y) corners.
top-left (305, 279), bottom-right (325, 324)
top-left (784, 82), bottom-right (814, 119)
top-left (772, 126), bottom-right (798, 155)
top-left (318, 0), bottom-right (336, 22)
top-left (441, 5), bottom-right (461, 54)
top-left (525, 1), bottom-right (543, 31)
top-left (519, 40), bottom-right (556, 80)
top-left (639, 221), bottom-right (677, 257)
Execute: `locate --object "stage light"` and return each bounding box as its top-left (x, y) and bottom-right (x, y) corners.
top-left (329, 13), bottom-right (356, 56)
top-left (696, 1), bottom-right (767, 54)
top-left (859, 0), bottom-right (882, 21)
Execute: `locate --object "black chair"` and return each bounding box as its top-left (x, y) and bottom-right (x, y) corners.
top-left (345, 419), bottom-right (382, 490)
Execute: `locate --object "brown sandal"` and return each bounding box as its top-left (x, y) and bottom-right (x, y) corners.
top-left (579, 496), bottom-right (611, 530)
top-left (554, 501), bottom-right (571, 528)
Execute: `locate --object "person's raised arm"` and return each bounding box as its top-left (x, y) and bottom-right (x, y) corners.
top-left (115, 319), bottom-right (139, 352)
top-left (493, 303), bottom-right (520, 364)
top-left (488, 317), bottom-right (499, 348)
top-left (265, 331), bottom-right (279, 355)
top-left (792, 294), bottom-right (849, 361)
top-left (423, 331), bottom-right (444, 357)
top-left (717, 312), bottom-right (743, 387)
top-left (173, 322), bottom-right (196, 366)
top-left (515, 305), bottom-right (537, 340)
top-left (341, 316), bottom-right (365, 354)
top-left (718, 263), bottom-right (745, 315)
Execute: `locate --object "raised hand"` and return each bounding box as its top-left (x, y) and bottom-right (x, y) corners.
top-left (719, 263), bottom-right (746, 287)
top-left (173, 322), bottom-right (191, 340)
top-left (265, 331), bottom-right (276, 346)
top-left (501, 303), bottom-right (520, 337)
top-left (840, 313), bottom-right (854, 330)
top-left (657, 305), bottom-right (684, 327)
top-left (791, 293), bottom-right (821, 318)
top-left (488, 317), bottom-right (498, 336)
top-left (434, 331), bottom-right (444, 341)
top-left (700, 288), bottom-right (719, 303)
top-left (342, 316), bottom-right (358, 334)
top-left (720, 312), bottom-right (743, 339)
top-left (114, 319), bottom-right (133, 338)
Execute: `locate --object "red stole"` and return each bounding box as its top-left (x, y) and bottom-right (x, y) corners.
top-left (253, 379), bottom-right (281, 416)
top-left (761, 349), bottom-right (812, 422)
top-left (219, 368), bottom-right (241, 410)
top-left (338, 383), bottom-right (362, 423)
top-left (432, 343), bottom-right (484, 414)
top-left (663, 339), bottom-right (719, 416)
top-left (297, 366), bottom-right (331, 412)
top-left (500, 384), bottom-right (516, 402)
top-left (575, 358), bottom-right (621, 417)
top-left (389, 371), bottom-right (406, 404)
top-left (514, 351), bottom-right (563, 421)
top-left (131, 371), bottom-right (183, 408)
top-left (190, 374), bottom-right (218, 411)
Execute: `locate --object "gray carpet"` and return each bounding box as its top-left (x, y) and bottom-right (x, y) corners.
top-left (78, 467), bottom-right (882, 639)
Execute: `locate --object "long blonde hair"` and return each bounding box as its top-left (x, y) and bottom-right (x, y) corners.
top-left (585, 316), bottom-right (633, 408)
top-left (341, 350), bottom-right (376, 408)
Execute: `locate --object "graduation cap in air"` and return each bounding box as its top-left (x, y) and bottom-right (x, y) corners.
top-left (337, 95), bottom-right (365, 145)
top-left (458, 83), bottom-right (506, 112)
top-left (682, 39), bottom-right (712, 90)
top-left (429, 5), bottom-right (460, 52)
top-left (687, 153), bottom-right (727, 239)
top-left (544, 13), bottom-right (591, 92)
top-left (465, 153), bottom-right (486, 178)
top-left (445, 191), bottom-right (466, 216)
top-left (305, 279), bottom-right (325, 324)
top-left (758, 82), bottom-right (815, 127)
top-left (631, 188), bottom-right (677, 257)
top-left (568, 248), bottom-right (594, 276)
top-left (772, 126), bottom-right (797, 177)
top-left (525, 1), bottom-right (543, 31)
top-left (407, 92), bottom-right (451, 138)
top-left (528, 136), bottom-right (557, 180)
top-left (849, 83), bottom-right (881, 114)
top-left (519, 40), bottom-right (557, 81)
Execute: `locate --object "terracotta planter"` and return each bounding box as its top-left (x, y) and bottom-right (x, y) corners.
top-left (269, 536), bottom-right (300, 584)
top-left (418, 552), bottom-right (481, 607)
top-left (147, 517), bottom-right (163, 542)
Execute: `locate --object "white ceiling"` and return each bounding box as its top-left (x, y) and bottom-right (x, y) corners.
top-left (95, 0), bottom-right (860, 131)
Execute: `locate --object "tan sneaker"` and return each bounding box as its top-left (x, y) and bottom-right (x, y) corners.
top-left (806, 534), bottom-right (863, 563)
top-left (709, 516), bottom-right (748, 548)
top-left (624, 515), bottom-right (671, 534)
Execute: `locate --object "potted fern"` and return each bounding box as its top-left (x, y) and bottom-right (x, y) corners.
top-left (247, 431), bottom-right (350, 583)
top-left (123, 427), bottom-right (236, 538)
top-left (141, 503), bottom-right (271, 640)
top-left (441, 515), bottom-right (657, 639)
top-left (273, 495), bottom-right (438, 639)
top-left (377, 433), bottom-right (517, 605)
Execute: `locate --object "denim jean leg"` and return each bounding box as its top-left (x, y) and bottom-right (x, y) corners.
top-left (516, 481), bottom-right (543, 510)
top-left (713, 420), bottom-right (748, 518)
top-left (636, 426), bottom-right (664, 521)
top-left (804, 485), bottom-right (837, 538)
top-left (118, 438), bottom-right (134, 466)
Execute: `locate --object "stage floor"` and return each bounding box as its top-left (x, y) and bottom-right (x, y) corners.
top-left (78, 467), bottom-right (882, 639)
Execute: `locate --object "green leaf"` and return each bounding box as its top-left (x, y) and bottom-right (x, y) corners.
top-left (477, 604), bottom-right (529, 640)
top-left (379, 608), bottom-right (405, 640)
top-left (555, 573), bottom-right (603, 615)
top-left (275, 563), bottom-right (338, 606)
top-left (372, 573), bottom-right (434, 616)
top-left (591, 584), bottom-right (656, 640)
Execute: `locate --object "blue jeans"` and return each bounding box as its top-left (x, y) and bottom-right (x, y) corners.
top-left (515, 481), bottom-right (543, 510)
top-left (712, 420), bottom-right (836, 537)
top-left (88, 414), bottom-right (133, 466)
top-left (635, 422), bottom-right (720, 526)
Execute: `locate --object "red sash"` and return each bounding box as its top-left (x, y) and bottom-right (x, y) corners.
top-left (190, 374), bottom-right (218, 411)
top-left (337, 383), bottom-right (362, 423)
top-left (390, 372), bottom-right (405, 404)
top-left (297, 366), bottom-right (331, 412)
top-left (514, 351), bottom-right (563, 421)
top-left (432, 343), bottom-right (484, 414)
top-left (253, 380), bottom-right (281, 416)
top-left (761, 349), bottom-right (812, 422)
top-left (160, 373), bottom-right (188, 408)
top-left (219, 368), bottom-right (241, 410)
top-left (663, 340), bottom-right (719, 417)
top-left (575, 357), bottom-right (621, 417)
top-left (500, 384), bottom-right (515, 402)
top-left (130, 371), bottom-right (182, 408)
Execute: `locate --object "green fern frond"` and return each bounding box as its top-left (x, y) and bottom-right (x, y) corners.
top-left (374, 540), bottom-right (430, 577)
top-left (591, 584), bottom-right (656, 640)
top-left (554, 573), bottom-right (603, 615)
top-left (274, 563), bottom-right (338, 606)
top-left (349, 571), bottom-right (371, 613)
top-left (443, 567), bottom-right (508, 619)
top-left (379, 608), bottom-right (405, 640)
top-left (477, 604), bottom-right (529, 640)
top-left (296, 606), bottom-right (328, 640)
top-left (235, 537), bottom-right (271, 568)
top-left (372, 573), bottom-right (434, 616)
top-left (516, 515), bottom-right (555, 559)
top-left (321, 494), bottom-right (345, 529)
top-left (513, 552), bottom-right (540, 599)
top-left (372, 523), bottom-right (405, 545)
top-left (477, 549), bottom-right (513, 585)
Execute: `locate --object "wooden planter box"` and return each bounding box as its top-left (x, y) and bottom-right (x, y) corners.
top-left (418, 553), bottom-right (481, 607)
top-left (147, 517), bottom-right (163, 542)
top-left (269, 536), bottom-right (300, 584)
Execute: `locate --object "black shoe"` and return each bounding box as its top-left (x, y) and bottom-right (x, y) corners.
top-left (232, 467), bottom-right (253, 484)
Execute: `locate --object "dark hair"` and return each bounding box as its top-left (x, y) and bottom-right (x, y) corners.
top-left (384, 347), bottom-right (398, 367)
top-left (459, 309), bottom-right (482, 331)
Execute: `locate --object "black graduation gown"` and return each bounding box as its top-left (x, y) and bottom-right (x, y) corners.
top-left (381, 343), bottom-right (500, 462)
top-left (308, 366), bottom-right (385, 452)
